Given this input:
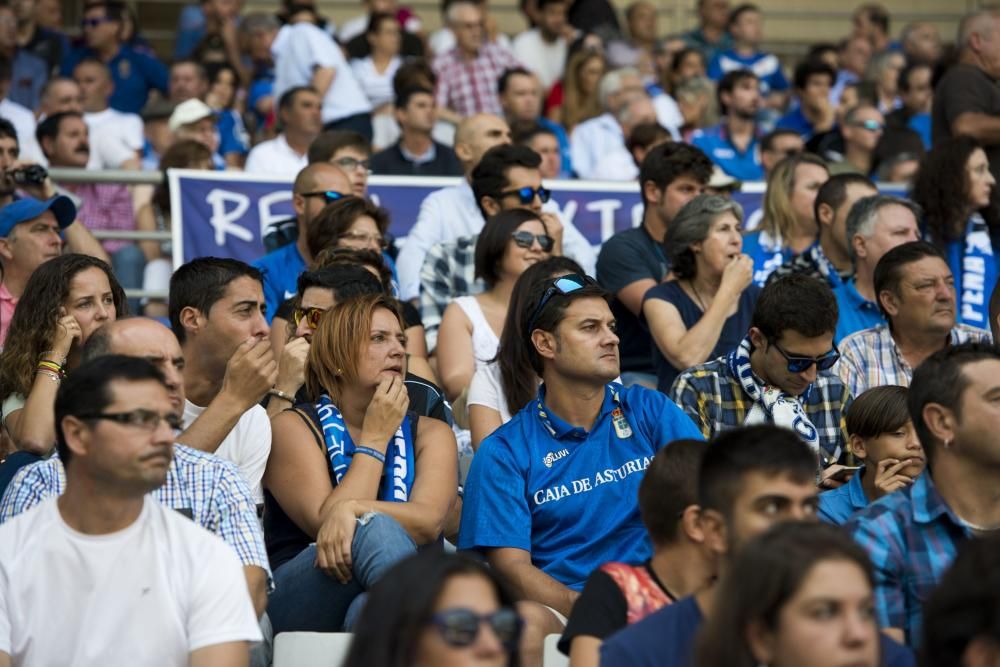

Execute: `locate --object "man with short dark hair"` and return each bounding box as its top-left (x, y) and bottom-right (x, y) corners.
top-left (692, 68), bottom-right (764, 180)
top-left (759, 127), bottom-right (803, 176)
top-left (459, 274), bottom-right (701, 627)
top-left (60, 1), bottom-right (168, 114)
top-left (498, 67), bottom-right (572, 178)
top-left (0, 355), bottom-right (261, 665)
top-left (307, 130), bottom-right (371, 197)
top-left (849, 342), bottom-right (1000, 648)
top-left (777, 60), bottom-right (837, 140)
top-left (369, 86), bottom-right (462, 176)
top-left (168, 59), bottom-right (209, 103)
top-left (832, 34), bottom-right (873, 105)
top-left (706, 4), bottom-right (788, 104)
top-left (597, 142), bottom-right (712, 386)
top-left (682, 0), bottom-right (733, 63)
top-left (886, 61), bottom-right (933, 149)
top-left (838, 241), bottom-right (992, 398)
top-left (245, 86), bottom-right (322, 176)
top-left (513, 123), bottom-right (561, 179)
top-left (671, 274), bottom-right (852, 478)
top-left (833, 194), bottom-right (921, 340)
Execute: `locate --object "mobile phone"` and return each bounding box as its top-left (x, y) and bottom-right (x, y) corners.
top-left (829, 465), bottom-right (862, 482)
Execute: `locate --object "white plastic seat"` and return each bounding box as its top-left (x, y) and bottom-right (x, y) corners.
top-left (272, 631), bottom-right (353, 667)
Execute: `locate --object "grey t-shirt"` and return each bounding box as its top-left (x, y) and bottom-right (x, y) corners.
top-left (932, 64), bottom-right (1000, 184)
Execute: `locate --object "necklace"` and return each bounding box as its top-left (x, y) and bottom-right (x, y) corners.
top-left (688, 280), bottom-right (708, 311)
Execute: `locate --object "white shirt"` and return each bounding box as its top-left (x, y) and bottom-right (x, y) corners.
top-left (0, 98), bottom-right (44, 164)
top-left (0, 497), bottom-right (261, 666)
top-left (453, 296), bottom-right (500, 368)
top-left (244, 134), bottom-right (309, 177)
top-left (181, 400), bottom-right (271, 504)
top-left (467, 361), bottom-right (513, 424)
top-left (350, 56), bottom-right (401, 109)
top-left (511, 29), bottom-right (567, 91)
top-left (272, 22), bottom-right (372, 124)
top-left (652, 93), bottom-right (684, 140)
top-left (84, 108), bottom-right (144, 169)
top-left (570, 113), bottom-right (638, 181)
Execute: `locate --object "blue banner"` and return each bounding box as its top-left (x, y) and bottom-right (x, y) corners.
top-left (169, 169), bottom-right (769, 268)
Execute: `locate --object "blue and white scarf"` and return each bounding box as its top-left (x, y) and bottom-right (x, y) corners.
top-left (727, 337), bottom-right (822, 459)
top-left (944, 214), bottom-right (997, 328)
top-left (315, 393), bottom-right (415, 502)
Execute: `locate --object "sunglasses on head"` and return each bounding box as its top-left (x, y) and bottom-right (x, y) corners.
top-left (429, 607), bottom-right (522, 650)
top-left (769, 339), bottom-right (840, 373)
top-left (511, 230), bottom-right (554, 252)
top-left (302, 190), bottom-right (347, 204)
top-left (525, 273), bottom-right (597, 335)
top-left (499, 186), bottom-right (551, 205)
top-left (293, 305), bottom-right (327, 330)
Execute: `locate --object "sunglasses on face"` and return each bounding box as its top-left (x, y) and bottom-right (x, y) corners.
top-left (302, 190), bottom-right (347, 204)
top-left (293, 305), bottom-right (327, 330)
top-left (79, 409), bottom-right (183, 432)
top-left (851, 119), bottom-right (884, 132)
top-left (499, 186), bottom-right (551, 205)
top-left (429, 607), bottom-right (522, 650)
top-left (525, 273), bottom-right (598, 334)
top-left (769, 339), bottom-right (840, 373)
top-left (81, 16), bottom-right (114, 28)
top-left (511, 230), bottom-right (554, 252)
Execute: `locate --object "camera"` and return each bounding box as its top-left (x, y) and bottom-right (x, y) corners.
top-left (11, 165), bottom-right (48, 186)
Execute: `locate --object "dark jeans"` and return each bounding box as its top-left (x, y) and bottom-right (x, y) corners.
top-left (323, 112), bottom-right (373, 142)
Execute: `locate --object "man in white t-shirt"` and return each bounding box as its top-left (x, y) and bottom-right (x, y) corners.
top-left (245, 86), bottom-right (322, 176)
top-left (0, 355), bottom-right (261, 666)
top-left (511, 0), bottom-right (572, 92)
top-left (73, 58), bottom-right (143, 170)
top-left (169, 257), bottom-right (278, 503)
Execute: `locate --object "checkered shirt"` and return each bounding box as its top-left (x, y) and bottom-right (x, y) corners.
top-left (432, 43), bottom-right (522, 117)
top-left (670, 355), bottom-right (852, 466)
top-left (837, 324), bottom-right (993, 398)
top-left (0, 444), bottom-right (272, 582)
top-left (847, 473), bottom-right (972, 648)
top-left (63, 182), bottom-right (137, 254)
top-left (765, 242), bottom-right (847, 289)
top-left (419, 234), bottom-right (485, 351)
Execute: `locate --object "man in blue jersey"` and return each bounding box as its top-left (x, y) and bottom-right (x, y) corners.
top-left (706, 4), bottom-right (788, 105)
top-left (459, 274), bottom-right (702, 631)
top-left (600, 424), bottom-right (916, 667)
top-left (252, 162), bottom-right (352, 321)
top-left (692, 69), bottom-right (764, 180)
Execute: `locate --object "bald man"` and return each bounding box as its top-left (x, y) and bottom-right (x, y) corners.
top-left (37, 78), bottom-right (84, 118)
top-left (73, 59), bottom-right (144, 169)
top-left (252, 162), bottom-right (353, 320)
top-left (396, 113), bottom-right (512, 300)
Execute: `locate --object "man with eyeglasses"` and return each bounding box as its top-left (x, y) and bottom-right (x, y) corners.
top-left (252, 162), bottom-right (353, 321)
top-left (838, 241), bottom-right (992, 399)
top-left (0, 356), bottom-right (262, 666)
top-left (60, 1), bottom-right (168, 115)
top-left (671, 274), bottom-right (853, 486)
top-left (459, 273), bottom-right (701, 636)
top-left (307, 130), bottom-right (372, 198)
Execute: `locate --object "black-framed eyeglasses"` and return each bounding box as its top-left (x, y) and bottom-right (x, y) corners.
top-left (302, 190), bottom-right (347, 204)
top-left (429, 607), bottom-right (522, 651)
top-left (333, 156), bottom-right (371, 172)
top-left (511, 230), bottom-right (554, 252)
top-left (79, 409), bottom-right (183, 432)
top-left (769, 339), bottom-right (840, 373)
top-left (293, 305), bottom-right (327, 330)
top-left (525, 273), bottom-right (597, 335)
top-left (498, 186), bottom-right (551, 205)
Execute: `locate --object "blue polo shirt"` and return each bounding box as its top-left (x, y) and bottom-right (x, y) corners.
top-left (691, 123), bottom-right (763, 181)
top-left (742, 230), bottom-right (792, 286)
top-left (252, 242), bottom-right (306, 323)
top-left (706, 50), bottom-right (789, 97)
top-left (776, 103), bottom-right (816, 139)
top-left (61, 45), bottom-right (168, 114)
top-left (834, 278), bottom-right (884, 343)
top-left (458, 382), bottom-right (702, 591)
top-left (818, 466), bottom-right (869, 525)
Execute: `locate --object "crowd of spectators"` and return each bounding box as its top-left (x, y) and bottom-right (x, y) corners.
top-left (1, 1), bottom-right (999, 666)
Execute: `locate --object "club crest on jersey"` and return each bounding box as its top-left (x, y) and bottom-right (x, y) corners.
top-left (611, 407), bottom-right (633, 439)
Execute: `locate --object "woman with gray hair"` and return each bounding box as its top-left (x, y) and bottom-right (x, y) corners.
top-left (642, 194), bottom-right (759, 392)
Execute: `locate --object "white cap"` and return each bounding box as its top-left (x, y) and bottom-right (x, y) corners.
top-left (707, 165), bottom-right (741, 191)
top-left (168, 99), bottom-right (215, 132)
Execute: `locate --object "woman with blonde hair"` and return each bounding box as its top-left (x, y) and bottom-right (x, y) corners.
top-left (742, 153), bottom-right (829, 285)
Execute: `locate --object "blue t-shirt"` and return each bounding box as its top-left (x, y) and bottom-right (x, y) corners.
top-left (217, 109), bottom-right (251, 158)
top-left (833, 278), bottom-right (885, 343)
top-left (818, 466), bottom-right (870, 525)
top-left (742, 230), bottom-right (792, 286)
top-left (458, 383), bottom-right (702, 591)
top-left (537, 116), bottom-right (574, 179)
top-left (691, 123), bottom-right (764, 181)
top-left (776, 104), bottom-right (816, 140)
top-left (252, 242), bottom-right (306, 323)
top-left (707, 50), bottom-right (789, 97)
top-left (907, 113), bottom-right (931, 150)
top-left (61, 45), bottom-right (168, 114)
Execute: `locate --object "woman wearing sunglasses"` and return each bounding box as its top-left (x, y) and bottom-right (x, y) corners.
top-left (437, 210), bottom-right (552, 407)
top-left (643, 194), bottom-right (760, 394)
top-left (344, 551), bottom-right (523, 667)
top-left (263, 293), bottom-right (457, 635)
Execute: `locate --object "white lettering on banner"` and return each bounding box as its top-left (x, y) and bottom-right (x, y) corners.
top-left (962, 255), bottom-right (987, 323)
top-left (258, 190), bottom-right (294, 239)
top-left (531, 456), bottom-right (652, 506)
top-left (587, 199), bottom-right (622, 244)
top-left (206, 189), bottom-right (253, 245)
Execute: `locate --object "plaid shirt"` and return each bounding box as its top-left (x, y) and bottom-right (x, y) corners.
top-left (837, 324), bottom-right (993, 398)
top-left (433, 43), bottom-right (521, 117)
top-left (0, 444), bottom-right (271, 582)
top-left (670, 355), bottom-right (851, 466)
top-left (765, 242), bottom-right (849, 289)
top-left (419, 234), bottom-right (485, 351)
top-left (62, 182), bottom-right (137, 254)
top-left (847, 474), bottom-right (972, 647)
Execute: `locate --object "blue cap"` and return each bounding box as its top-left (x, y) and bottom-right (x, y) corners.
top-left (0, 196), bottom-right (77, 238)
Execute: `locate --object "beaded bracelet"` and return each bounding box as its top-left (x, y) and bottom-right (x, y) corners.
top-left (36, 368), bottom-right (62, 383)
top-left (354, 446), bottom-right (386, 464)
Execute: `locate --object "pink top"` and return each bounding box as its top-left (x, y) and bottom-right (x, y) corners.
top-left (0, 281), bottom-right (17, 348)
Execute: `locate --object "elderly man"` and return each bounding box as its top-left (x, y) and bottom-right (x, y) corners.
top-left (833, 194), bottom-right (921, 341)
top-left (838, 241), bottom-right (993, 398)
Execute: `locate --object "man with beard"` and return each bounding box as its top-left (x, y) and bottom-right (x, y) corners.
top-left (691, 69), bottom-right (763, 181)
